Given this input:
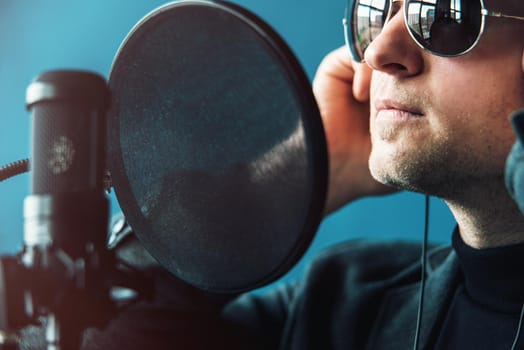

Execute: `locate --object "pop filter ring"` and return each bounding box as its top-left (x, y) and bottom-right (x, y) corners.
top-left (107, 0), bottom-right (327, 293)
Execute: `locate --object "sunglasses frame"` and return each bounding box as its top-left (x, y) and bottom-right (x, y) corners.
top-left (343, 0), bottom-right (524, 62)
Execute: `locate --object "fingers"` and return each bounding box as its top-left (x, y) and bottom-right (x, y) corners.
top-left (313, 46), bottom-right (354, 98)
top-left (353, 61), bottom-right (372, 102)
top-left (313, 46), bottom-right (371, 103)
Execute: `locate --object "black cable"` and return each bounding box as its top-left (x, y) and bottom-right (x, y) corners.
top-left (413, 194), bottom-right (430, 350)
top-left (0, 158), bottom-right (29, 182)
top-left (511, 304), bottom-right (524, 350)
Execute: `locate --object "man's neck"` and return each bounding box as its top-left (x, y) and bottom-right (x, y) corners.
top-left (445, 187), bottom-right (524, 249)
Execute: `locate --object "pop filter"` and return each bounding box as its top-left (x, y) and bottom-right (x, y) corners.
top-left (107, 0), bottom-right (327, 293)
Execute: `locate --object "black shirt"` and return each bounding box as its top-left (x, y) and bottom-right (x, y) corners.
top-left (435, 231), bottom-right (524, 349)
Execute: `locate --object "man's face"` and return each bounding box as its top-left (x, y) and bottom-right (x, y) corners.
top-left (365, 1), bottom-right (524, 198)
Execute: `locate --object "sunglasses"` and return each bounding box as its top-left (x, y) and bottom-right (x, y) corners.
top-left (344, 0), bottom-right (524, 62)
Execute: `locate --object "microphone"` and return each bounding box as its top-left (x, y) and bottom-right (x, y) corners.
top-left (24, 70), bottom-right (110, 258)
top-left (0, 70), bottom-right (111, 350)
top-left (505, 109), bottom-right (524, 214)
top-left (0, 70), bottom-right (153, 349)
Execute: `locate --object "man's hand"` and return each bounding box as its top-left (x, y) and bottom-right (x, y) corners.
top-left (313, 46), bottom-right (394, 215)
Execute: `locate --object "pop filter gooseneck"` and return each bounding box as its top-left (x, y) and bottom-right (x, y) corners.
top-left (107, 1), bottom-right (327, 293)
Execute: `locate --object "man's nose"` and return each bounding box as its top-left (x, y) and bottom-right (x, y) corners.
top-left (363, 2), bottom-right (424, 78)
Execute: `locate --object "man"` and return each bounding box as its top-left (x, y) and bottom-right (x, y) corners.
top-left (19, 0), bottom-right (524, 349)
top-left (219, 0), bottom-right (524, 348)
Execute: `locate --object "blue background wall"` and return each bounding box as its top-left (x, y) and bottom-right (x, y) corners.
top-left (0, 1), bottom-right (455, 286)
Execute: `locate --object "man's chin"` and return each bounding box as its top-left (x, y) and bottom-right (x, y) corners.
top-left (369, 159), bottom-right (426, 194)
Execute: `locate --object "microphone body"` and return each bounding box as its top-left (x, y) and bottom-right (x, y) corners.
top-left (24, 71), bottom-right (110, 255)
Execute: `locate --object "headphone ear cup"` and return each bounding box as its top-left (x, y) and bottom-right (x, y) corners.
top-left (505, 110), bottom-right (524, 214)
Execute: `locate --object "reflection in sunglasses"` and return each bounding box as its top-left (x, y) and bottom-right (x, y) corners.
top-left (345, 0), bottom-right (524, 61)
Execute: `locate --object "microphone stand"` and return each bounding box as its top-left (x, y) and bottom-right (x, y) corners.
top-left (0, 192), bottom-right (151, 350)
top-left (23, 193), bottom-right (110, 350)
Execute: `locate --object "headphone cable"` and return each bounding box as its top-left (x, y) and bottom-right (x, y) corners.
top-left (511, 304), bottom-right (524, 350)
top-left (413, 194), bottom-right (430, 350)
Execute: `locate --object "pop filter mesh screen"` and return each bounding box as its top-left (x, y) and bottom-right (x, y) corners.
top-left (108, 1), bottom-right (326, 293)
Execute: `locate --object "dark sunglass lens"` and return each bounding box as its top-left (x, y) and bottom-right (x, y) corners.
top-left (406, 0), bottom-right (482, 56)
top-left (347, 0), bottom-right (389, 61)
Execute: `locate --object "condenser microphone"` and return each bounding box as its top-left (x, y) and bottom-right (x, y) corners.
top-left (22, 70), bottom-right (111, 349)
top-left (24, 70), bottom-right (110, 255)
top-left (505, 109), bottom-right (524, 214)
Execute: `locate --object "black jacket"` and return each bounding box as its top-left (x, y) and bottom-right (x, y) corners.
top-left (223, 240), bottom-right (458, 349)
top-left (19, 238), bottom-right (459, 349)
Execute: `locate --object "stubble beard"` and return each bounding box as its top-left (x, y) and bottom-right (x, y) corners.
top-left (368, 127), bottom-right (480, 200)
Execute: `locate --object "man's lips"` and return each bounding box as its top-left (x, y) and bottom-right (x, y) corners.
top-left (375, 99), bottom-right (424, 119)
